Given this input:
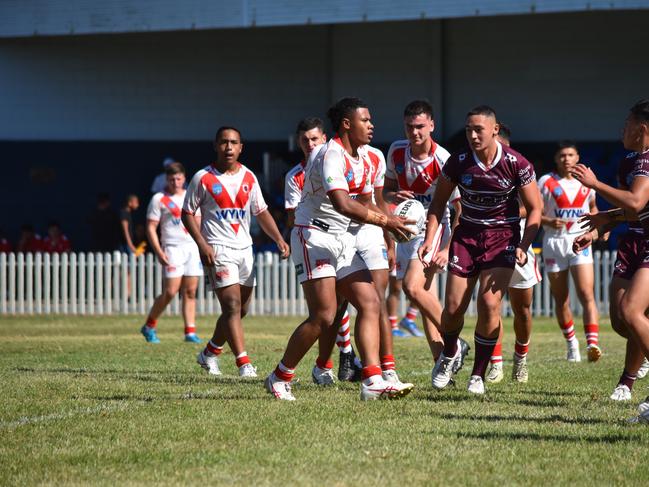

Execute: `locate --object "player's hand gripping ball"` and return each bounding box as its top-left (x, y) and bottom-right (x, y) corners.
top-left (391, 199), bottom-right (426, 242)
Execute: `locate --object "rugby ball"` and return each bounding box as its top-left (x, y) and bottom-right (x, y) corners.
top-left (392, 199), bottom-right (426, 241)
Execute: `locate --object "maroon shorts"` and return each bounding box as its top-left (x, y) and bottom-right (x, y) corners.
top-left (448, 225), bottom-right (520, 278)
top-left (613, 232), bottom-right (649, 280)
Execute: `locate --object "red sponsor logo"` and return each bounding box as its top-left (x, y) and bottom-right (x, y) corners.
top-left (215, 268), bottom-right (230, 280)
top-left (166, 266), bottom-right (176, 272)
top-left (315, 259), bottom-right (330, 268)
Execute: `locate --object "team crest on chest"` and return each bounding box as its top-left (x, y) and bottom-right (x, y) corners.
top-left (580, 187), bottom-right (588, 195)
top-left (461, 174), bottom-right (473, 186)
top-left (345, 169), bottom-right (353, 182)
top-left (212, 183), bottom-right (223, 195)
top-left (553, 186), bottom-right (563, 197)
top-left (242, 183), bottom-right (250, 193)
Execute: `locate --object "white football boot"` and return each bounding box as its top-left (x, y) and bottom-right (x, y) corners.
top-left (485, 361), bottom-right (504, 383)
top-left (467, 375), bottom-right (486, 395)
top-left (567, 339), bottom-right (581, 362)
top-left (239, 363), bottom-right (258, 378)
top-left (360, 375), bottom-right (413, 401)
top-left (265, 373), bottom-right (296, 401)
top-left (196, 350), bottom-right (222, 376)
top-left (609, 384), bottom-right (631, 402)
top-left (431, 348), bottom-right (460, 390)
top-left (512, 356), bottom-right (529, 383)
top-left (382, 369), bottom-right (415, 391)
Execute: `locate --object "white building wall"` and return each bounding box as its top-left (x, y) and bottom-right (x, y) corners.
top-left (0, 11), bottom-right (646, 142)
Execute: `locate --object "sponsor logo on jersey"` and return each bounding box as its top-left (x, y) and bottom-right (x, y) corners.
top-left (242, 183), bottom-right (249, 193)
top-left (215, 208), bottom-right (247, 220)
top-left (459, 153), bottom-right (467, 161)
top-left (505, 153), bottom-right (518, 163)
top-left (212, 183), bottom-right (223, 195)
top-left (414, 194), bottom-right (432, 204)
top-left (553, 208), bottom-right (585, 219)
top-left (326, 176), bottom-right (334, 183)
top-left (552, 186), bottom-right (563, 197)
top-left (345, 169), bottom-right (353, 182)
top-left (461, 174), bottom-right (472, 186)
top-left (498, 177), bottom-right (511, 188)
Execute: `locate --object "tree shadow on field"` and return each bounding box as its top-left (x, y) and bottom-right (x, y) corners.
top-left (455, 431), bottom-right (640, 444)
top-left (438, 412), bottom-right (607, 426)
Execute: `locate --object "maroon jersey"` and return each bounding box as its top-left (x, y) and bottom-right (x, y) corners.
top-left (442, 143), bottom-right (535, 229)
top-left (618, 150), bottom-right (649, 236)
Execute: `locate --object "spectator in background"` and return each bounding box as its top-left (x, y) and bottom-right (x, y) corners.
top-left (0, 229), bottom-right (12, 252)
top-left (42, 221), bottom-right (71, 253)
top-left (87, 192), bottom-right (120, 252)
top-left (17, 224), bottom-right (43, 253)
top-left (120, 194), bottom-right (140, 255)
top-left (151, 157), bottom-right (177, 194)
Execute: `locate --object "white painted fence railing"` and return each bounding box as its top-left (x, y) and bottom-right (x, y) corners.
top-left (0, 251), bottom-right (616, 317)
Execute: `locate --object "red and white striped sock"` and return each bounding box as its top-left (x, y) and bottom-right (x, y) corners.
top-left (361, 364), bottom-right (382, 384)
top-left (235, 352), bottom-right (251, 368)
top-left (315, 356), bottom-right (334, 370)
top-left (388, 315), bottom-right (398, 330)
top-left (514, 340), bottom-right (529, 360)
top-left (204, 340), bottom-right (223, 357)
top-left (380, 354), bottom-right (396, 371)
top-left (145, 317), bottom-right (158, 329)
top-left (336, 310), bottom-right (353, 353)
top-left (490, 341), bottom-right (503, 365)
top-left (184, 323), bottom-right (196, 335)
top-left (560, 319), bottom-right (577, 342)
top-left (405, 306), bottom-right (418, 322)
top-left (274, 361), bottom-right (295, 382)
top-left (584, 323), bottom-right (599, 347)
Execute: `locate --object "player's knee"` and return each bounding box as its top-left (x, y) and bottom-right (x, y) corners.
top-left (402, 280), bottom-right (421, 302)
top-left (220, 296), bottom-right (242, 315)
top-left (512, 303), bottom-right (532, 321)
top-left (620, 296), bottom-right (643, 326)
top-left (183, 287), bottom-right (197, 300)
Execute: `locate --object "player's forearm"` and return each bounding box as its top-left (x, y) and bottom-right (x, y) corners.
top-left (519, 207), bottom-right (541, 252)
top-left (145, 224), bottom-right (164, 259)
top-left (593, 181), bottom-right (647, 213)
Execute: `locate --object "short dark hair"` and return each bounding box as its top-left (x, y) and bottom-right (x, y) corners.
top-left (327, 97), bottom-right (368, 132)
top-left (404, 100), bottom-right (434, 119)
top-left (497, 123), bottom-right (511, 142)
top-left (296, 117), bottom-right (325, 135)
top-left (215, 126), bottom-right (242, 142)
top-left (630, 99), bottom-right (649, 124)
top-left (165, 162), bottom-right (185, 176)
top-left (467, 105), bottom-right (497, 120)
top-left (48, 221), bottom-right (61, 230)
top-left (124, 194), bottom-right (138, 206)
top-left (556, 140), bottom-right (579, 153)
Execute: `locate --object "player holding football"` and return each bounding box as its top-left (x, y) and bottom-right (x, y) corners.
top-left (266, 97), bottom-right (414, 401)
top-left (140, 162), bottom-right (204, 344)
top-left (485, 124), bottom-right (542, 384)
top-left (538, 142), bottom-right (602, 363)
top-left (182, 127), bottom-right (289, 378)
top-left (572, 99), bottom-right (649, 420)
top-left (419, 105), bottom-right (542, 395)
top-left (284, 116), bottom-right (362, 383)
top-left (384, 100), bottom-right (468, 367)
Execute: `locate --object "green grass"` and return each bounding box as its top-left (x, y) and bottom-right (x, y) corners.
top-left (1, 315), bottom-right (649, 486)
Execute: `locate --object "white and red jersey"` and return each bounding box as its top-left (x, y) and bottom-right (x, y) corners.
top-left (147, 190), bottom-right (197, 247)
top-left (183, 163), bottom-right (268, 249)
top-left (294, 137), bottom-right (373, 237)
top-left (366, 145), bottom-right (386, 194)
top-left (284, 160), bottom-right (306, 210)
top-left (42, 235), bottom-right (71, 253)
top-left (538, 172), bottom-right (595, 237)
top-left (386, 139), bottom-right (458, 222)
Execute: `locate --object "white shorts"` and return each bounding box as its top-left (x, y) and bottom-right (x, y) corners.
top-left (509, 248), bottom-right (542, 289)
top-left (396, 222), bottom-right (451, 280)
top-left (355, 224), bottom-right (388, 271)
top-left (163, 243), bottom-right (203, 278)
top-left (543, 235), bottom-right (593, 273)
top-left (292, 226), bottom-right (367, 284)
top-left (205, 244), bottom-right (255, 290)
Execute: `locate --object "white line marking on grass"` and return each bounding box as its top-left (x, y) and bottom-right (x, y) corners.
top-left (0, 403), bottom-right (130, 429)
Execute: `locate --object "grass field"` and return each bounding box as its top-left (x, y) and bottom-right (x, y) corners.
top-left (1, 314), bottom-right (649, 486)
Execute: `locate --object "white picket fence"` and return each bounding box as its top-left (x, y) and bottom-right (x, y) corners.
top-left (0, 251), bottom-right (616, 317)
